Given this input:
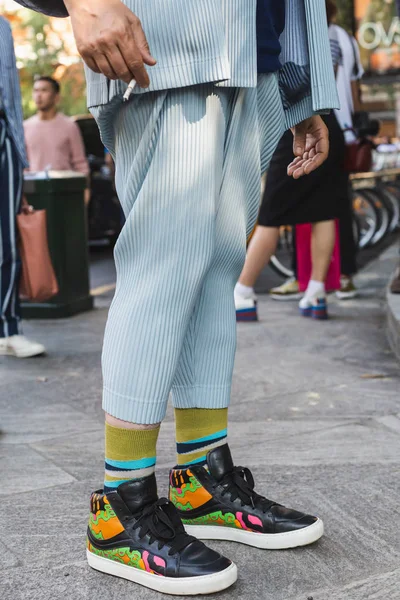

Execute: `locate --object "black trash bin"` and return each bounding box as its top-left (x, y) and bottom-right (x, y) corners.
top-left (21, 171), bottom-right (94, 319)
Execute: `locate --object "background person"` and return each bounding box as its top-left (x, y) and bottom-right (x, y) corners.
top-left (269, 0), bottom-right (365, 302)
top-left (0, 16), bottom-right (45, 359)
top-left (24, 76), bottom-right (90, 202)
top-left (235, 7), bottom-right (345, 322)
top-left (329, 6), bottom-right (364, 299)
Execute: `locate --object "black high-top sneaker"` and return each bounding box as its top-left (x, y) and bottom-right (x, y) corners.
top-left (87, 474), bottom-right (237, 595)
top-left (169, 445), bottom-right (324, 550)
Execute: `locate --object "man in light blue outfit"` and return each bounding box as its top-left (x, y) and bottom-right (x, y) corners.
top-left (16, 0), bottom-right (339, 594)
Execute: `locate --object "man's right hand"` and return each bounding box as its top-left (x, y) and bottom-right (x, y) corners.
top-left (64, 0), bottom-right (156, 88)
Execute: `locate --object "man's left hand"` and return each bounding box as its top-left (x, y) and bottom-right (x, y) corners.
top-left (287, 116), bottom-right (329, 179)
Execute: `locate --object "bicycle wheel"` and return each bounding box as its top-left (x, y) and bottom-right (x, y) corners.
top-left (379, 183), bottom-right (400, 231)
top-left (352, 189), bottom-right (379, 248)
top-left (269, 226), bottom-right (295, 279)
top-left (362, 188), bottom-right (391, 245)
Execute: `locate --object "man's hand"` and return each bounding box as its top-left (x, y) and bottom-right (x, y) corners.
top-left (64, 0), bottom-right (156, 88)
top-left (287, 116), bottom-right (329, 179)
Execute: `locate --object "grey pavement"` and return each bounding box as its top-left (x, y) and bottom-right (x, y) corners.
top-left (1, 246), bottom-right (400, 600)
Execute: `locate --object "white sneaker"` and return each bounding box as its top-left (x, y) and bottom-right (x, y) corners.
top-left (335, 276), bottom-right (358, 300)
top-left (235, 292), bottom-right (258, 322)
top-left (0, 335), bottom-right (45, 358)
top-left (270, 277), bottom-right (303, 301)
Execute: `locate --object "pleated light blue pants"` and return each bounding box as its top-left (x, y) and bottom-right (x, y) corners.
top-left (91, 74), bottom-right (285, 424)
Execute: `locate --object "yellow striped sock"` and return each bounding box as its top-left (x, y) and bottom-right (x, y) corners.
top-left (104, 423), bottom-right (160, 492)
top-left (175, 408), bottom-right (228, 467)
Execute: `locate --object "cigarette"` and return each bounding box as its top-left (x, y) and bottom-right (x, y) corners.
top-left (123, 79), bottom-right (137, 102)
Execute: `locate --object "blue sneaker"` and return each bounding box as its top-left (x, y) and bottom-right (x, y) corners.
top-left (299, 296), bottom-right (328, 320)
top-left (235, 294), bottom-right (258, 322)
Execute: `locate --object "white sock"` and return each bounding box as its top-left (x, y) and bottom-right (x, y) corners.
top-left (305, 280), bottom-right (325, 299)
top-left (235, 282), bottom-right (254, 299)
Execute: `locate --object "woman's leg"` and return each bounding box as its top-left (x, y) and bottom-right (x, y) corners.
top-left (237, 226), bottom-right (280, 289)
top-left (310, 220), bottom-right (336, 283)
top-left (299, 219), bottom-right (336, 319)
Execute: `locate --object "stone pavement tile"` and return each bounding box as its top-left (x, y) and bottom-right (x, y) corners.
top-left (376, 414), bottom-right (400, 434)
top-left (229, 420), bottom-right (400, 466)
top-left (0, 541), bottom-right (20, 569)
top-left (218, 470), bottom-right (400, 600)
top-left (0, 482), bottom-right (93, 569)
top-left (0, 368), bottom-right (101, 411)
top-left (231, 370), bottom-right (400, 420)
top-left (241, 463), bottom-right (400, 559)
top-left (289, 568), bottom-right (400, 600)
top-left (63, 385), bottom-right (104, 420)
top-left (0, 317), bottom-right (105, 423)
top-left (0, 388), bottom-right (102, 445)
top-left (0, 562), bottom-right (209, 600)
top-left (0, 359), bottom-right (104, 421)
top-left (0, 445), bottom-right (75, 496)
top-left (246, 462), bottom-right (400, 497)
top-left (1, 315), bottom-right (105, 381)
top-left (233, 328), bottom-right (398, 392)
top-left (31, 430), bottom-right (105, 482)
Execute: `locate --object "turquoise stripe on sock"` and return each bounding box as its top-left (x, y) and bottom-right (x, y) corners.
top-left (181, 455), bottom-right (208, 466)
top-left (179, 429), bottom-right (228, 446)
top-left (105, 456), bottom-right (156, 470)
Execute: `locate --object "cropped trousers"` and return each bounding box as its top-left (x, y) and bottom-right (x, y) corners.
top-left (91, 74), bottom-right (285, 424)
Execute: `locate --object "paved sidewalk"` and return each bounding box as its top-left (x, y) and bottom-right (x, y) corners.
top-left (1, 247), bottom-right (400, 600)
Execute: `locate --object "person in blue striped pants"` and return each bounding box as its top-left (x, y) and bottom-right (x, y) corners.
top-left (15, 0), bottom-right (339, 593)
top-left (0, 17), bottom-right (45, 359)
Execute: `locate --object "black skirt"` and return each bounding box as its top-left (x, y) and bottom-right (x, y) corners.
top-left (258, 113), bottom-right (348, 227)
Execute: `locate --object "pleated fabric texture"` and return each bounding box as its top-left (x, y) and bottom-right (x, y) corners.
top-left (91, 74), bottom-right (285, 424)
top-left (83, 0), bottom-right (338, 127)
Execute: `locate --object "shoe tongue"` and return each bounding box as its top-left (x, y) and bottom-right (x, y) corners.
top-left (206, 444), bottom-right (234, 482)
top-left (117, 474), bottom-right (158, 514)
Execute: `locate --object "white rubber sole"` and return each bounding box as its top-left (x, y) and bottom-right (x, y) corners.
top-left (270, 293), bottom-right (303, 301)
top-left (335, 291), bottom-right (357, 300)
top-left (87, 550), bottom-right (237, 595)
top-left (0, 347), bottom-right (45, 358)
top-left (185, 519), bottom-right (324, 550)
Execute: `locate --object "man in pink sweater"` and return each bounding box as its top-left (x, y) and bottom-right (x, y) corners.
top-left (24, 76), bottom-right (90, 183)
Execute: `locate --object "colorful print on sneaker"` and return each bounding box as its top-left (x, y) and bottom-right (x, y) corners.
top-left (87, 539), bottom-right (166, 575)
top-left (183, 509), bottom-right (263, 532)
top-left (170, 469), bottom-right (262, 533)
top-left (87, 493), bottom-right (166, 576)
top-left (169, 469), bottom-right (213, 511)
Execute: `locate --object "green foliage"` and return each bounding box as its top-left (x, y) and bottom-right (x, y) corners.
top-left (336, 0), bottom-right (355, 33)
top-left (58, 64), bottom-right (88, 118)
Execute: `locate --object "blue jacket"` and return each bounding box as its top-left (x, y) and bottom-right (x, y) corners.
top-left (14, 0), bottom-right (339, 128)
top-left (0, 17), bottom-right (28, 167)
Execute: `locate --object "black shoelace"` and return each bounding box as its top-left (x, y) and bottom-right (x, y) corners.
top-left (132, 498), bottom-right (197, 556)
top-left (220, 467), bottom-right (276, 513)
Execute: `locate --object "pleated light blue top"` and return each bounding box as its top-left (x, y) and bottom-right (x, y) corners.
top-left (15, 0), bottom-right (339, 128)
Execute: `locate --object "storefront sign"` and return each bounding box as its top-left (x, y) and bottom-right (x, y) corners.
top-left (355, 0), bottom-right (400, 74)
